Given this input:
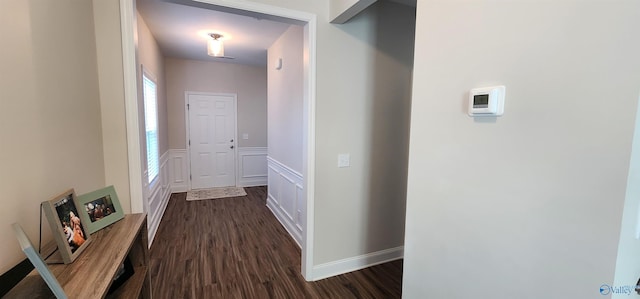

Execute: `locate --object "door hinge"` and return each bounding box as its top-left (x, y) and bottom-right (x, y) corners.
top-left (187, 103), bottom-right (190, 110)
top-left (189, 139), bottom-right (191, 146)
top-left (190, 174), bottom-right (192, 180)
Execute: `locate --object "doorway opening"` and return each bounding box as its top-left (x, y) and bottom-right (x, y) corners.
top-left (120, 0), bottom-right (317, 280)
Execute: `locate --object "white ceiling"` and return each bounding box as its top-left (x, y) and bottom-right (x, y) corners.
top-left (136, 0), bottom-right (292, 66)
top-left (136, 0), bottom-right (416, 66)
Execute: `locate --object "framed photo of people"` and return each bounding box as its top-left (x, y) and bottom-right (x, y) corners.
top-left (77, 185), bottom-right (124, 234)
top-left (42, 189), bottom-right (92, 264)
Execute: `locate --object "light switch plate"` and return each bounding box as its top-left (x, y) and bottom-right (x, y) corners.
top-left (338, 154), bottom-right (350, 168)
top-left (242, 133), bottom-right (249, 140)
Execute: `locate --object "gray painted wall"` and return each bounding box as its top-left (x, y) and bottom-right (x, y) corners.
top-left (313, 1), bottom-right (415, 264)
top-left (403, 1), bottom-right (640, 298)
top-left (267, 25), bottom-right (304, 173)
top-left (165, 58), bottom-right (267, 149)
top-left (0, 0), bottom-right (106, 274)
top-left (137, 12), bottom-right (169, 172)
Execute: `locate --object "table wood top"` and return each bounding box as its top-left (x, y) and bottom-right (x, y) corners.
top-left (5, 213), bottom-right (146, 299)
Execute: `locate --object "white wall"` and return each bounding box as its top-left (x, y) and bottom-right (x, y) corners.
top-left (165, 58), bottom-right (267, 149)
top-left (403, 1), bottom-right (640, 298)
top-left (0, 0), bottom-right (106, 274)
top-left (268, 25), bottom-right (304, 173)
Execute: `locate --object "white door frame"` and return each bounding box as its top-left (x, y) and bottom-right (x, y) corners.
top-left (119, 0), bottom-right (144, 215)
top-left (185, 91), bottom-right (239, 190)
top-left (119, 0), bottom-right (317, 280)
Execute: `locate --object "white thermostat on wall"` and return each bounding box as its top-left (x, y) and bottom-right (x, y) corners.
top-left (468, 85), bottom-right (505, 117)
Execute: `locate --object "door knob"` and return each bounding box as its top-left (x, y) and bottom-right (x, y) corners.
top-left (230, 139), bottom-right (234, 142)
top-left (230, 145), bottom-right (234, 149)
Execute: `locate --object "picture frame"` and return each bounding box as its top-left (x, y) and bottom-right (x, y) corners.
top-left (76, 185), bottom-right (124, 234)
top-left (42, 189), bottom-right (92, 264)
top-left (11, 223), bottom-right (68, 299)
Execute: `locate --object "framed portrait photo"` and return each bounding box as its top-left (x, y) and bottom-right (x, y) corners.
top-left (42, 189), bottom-right (92, 264)
top-left (77, 185), bottom-right (124, 234)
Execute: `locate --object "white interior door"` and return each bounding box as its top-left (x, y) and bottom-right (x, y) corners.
top-left (188, 93), bottom-right (236, 189)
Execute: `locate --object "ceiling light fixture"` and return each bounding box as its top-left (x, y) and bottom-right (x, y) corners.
top-left (207, 33), bottom-right (224, 57)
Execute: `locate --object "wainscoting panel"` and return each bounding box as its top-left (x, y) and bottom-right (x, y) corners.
top-left (280, 176), bottom-right (296, 221)
top-left (237, 147), bottom-right (268, 187)
top-left (169, 148), bottom-right (266, 190)
top-left (266, 157), bottom-right (304, 247)
top-left (296, 185), bottom-right (304, 231)
top-left (148, 151), bottom-right (172, 245)
top-left (168, 149), bottom-right (188, 192)
top-left (268, 167), bottom-right (279, 201)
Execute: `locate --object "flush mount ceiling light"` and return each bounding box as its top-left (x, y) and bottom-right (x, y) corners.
top-left (207, 33), bottom-right (225, 57)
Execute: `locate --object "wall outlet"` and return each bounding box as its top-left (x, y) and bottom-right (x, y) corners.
top-left (338, 154), bottom-right (350, 168)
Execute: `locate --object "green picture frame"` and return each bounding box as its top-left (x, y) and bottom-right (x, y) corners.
top-left (76, 186), bottom-right (124, 234)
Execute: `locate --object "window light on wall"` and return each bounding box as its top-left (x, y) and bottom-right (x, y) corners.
top-left (142, 70), bottom-right (159, 184)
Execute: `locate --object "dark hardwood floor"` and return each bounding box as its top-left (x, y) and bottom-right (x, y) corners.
top-left (149, 186), bottom-right (403, 298)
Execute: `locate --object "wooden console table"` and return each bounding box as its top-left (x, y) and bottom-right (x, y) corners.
top-left (4, 213), bottom-right (152, 299)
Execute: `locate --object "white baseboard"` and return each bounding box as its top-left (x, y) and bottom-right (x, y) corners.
top-left (311, 246), bottom-right (404, 281)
